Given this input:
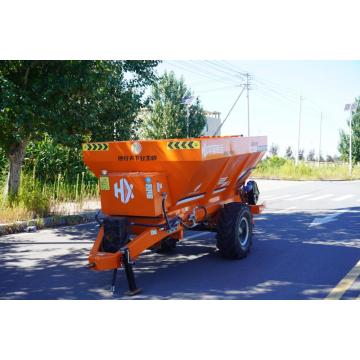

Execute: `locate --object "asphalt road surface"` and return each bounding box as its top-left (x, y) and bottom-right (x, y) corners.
top-left (1, 179), bottom-right (360, 300)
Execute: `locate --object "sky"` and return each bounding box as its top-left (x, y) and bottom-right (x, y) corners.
top-left (156, 61), bottom-right (360, 158)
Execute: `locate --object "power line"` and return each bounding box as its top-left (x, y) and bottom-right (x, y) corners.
top-left (195, 85), bottom-right (239, 94)
top-left (166, 61), bottom-right (237, 86)
top-left (213, 86), bottom-right (246, 136)
top-left (216, 61), bottom-right (325, 112)
top-left (201, 61), bottom-right (324, 118)
top-left (187, 61), bottom-right (239, 84)
top-left (254, 85), bottom-right (299, 108)
top-left (203, 60), bottom-right (245, 79)
top-left (220, 60), bottom-right (250, 75)
top-left (252, 78), bottom-right (299, 104)
top-left (165, 61), bottom-right (227, 85)
top-left (166, 61), bottom-right (327, 145)
top-left (254, 76), bottom-right (300, 99)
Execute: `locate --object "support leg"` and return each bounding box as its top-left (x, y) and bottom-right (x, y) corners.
top-left (122, 249), bottom-right (142, 296)
top-left (111, 268), bottom-right (118, 293)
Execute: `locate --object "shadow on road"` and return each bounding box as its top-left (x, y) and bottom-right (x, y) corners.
top-left (0, 207), bottom-right (359, 300)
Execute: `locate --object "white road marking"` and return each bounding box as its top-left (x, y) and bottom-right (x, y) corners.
top-left (332, 194), bottom-right (355, 202)
top-left (259, 194), bottom-right (279, 200)
top-left (269, 206), bottom-right (297, 214)
top-left (332, 209), bottom-right (360, 213)
top-left (263, 194), bottom-right (293, 201)
top-left (309, 210), bottom-right (347, 227)
top-left (307, 193), bottom-right (333, 201)
top-left (287, 194), bottom-right (313, 201)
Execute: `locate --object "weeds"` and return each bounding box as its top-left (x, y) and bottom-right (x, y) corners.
top-left (0, 171), bottom-right (98, 224)
top-left (253, 157), bottom-right (360, 180)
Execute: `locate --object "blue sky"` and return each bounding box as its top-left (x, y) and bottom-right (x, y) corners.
top-left (156, 61), bottom-right (360, 158)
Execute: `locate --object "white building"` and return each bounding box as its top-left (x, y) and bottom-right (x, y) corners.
top-left (203, 111), bottom-right (221, 136)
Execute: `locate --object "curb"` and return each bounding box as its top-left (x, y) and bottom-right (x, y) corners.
top-left (0, 211), bottom-right (97, 236)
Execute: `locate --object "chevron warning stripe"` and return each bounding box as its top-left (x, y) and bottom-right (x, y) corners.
top-left (167, 141), bottom-right (200, 150)
top-left (82, 143), bottom-right (109, 151)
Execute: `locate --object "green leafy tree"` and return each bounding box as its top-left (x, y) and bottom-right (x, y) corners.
top-left (269, 143), bottom-right (279, 156)
top-left (0, 60), bottom-right (159, 196)
top-left (298, 148), bottom-right (304, 161)
top-left (338, 98), bottom-right (360, 163)
top-left (285, 146), bottom-right (293, 159)
top-left (140, 71), bottom-right (206, 139)
top-left (307, 149), bottom-right (316, 161)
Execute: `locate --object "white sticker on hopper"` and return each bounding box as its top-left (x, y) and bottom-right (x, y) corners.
top-left (145, 183), bottom-right (154, 199)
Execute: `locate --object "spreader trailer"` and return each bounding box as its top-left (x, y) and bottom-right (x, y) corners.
top-left (82, 135), bottom-right (267, 295)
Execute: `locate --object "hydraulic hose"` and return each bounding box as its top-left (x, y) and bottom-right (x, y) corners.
top-left (162, 193), bottom-right (171, 230)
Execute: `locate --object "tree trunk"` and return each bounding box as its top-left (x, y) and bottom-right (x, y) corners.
top-left (4, 141), bottom-right (27, 198)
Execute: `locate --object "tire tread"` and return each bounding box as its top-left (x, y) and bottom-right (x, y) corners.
top-left (216, 203), bottom-right (252, 259)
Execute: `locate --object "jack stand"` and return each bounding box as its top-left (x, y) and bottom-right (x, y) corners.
top-left (111, 268), bottom-right (118, 293)
top-left (122, 249), bottom-right (142, 296)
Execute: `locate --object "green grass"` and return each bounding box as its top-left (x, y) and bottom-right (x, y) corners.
top-left (0, 171), bottom-right (98, 224)
top-left (253, 157), bottom-right (360, 180)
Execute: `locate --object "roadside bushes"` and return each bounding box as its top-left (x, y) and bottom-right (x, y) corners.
top-left (3, 176), bottom-right (51, 218)
top-left (253, 156), bottom-right (360, 180)
top-left (254, 156), bottom-right (316, 179)
top-left (23, 135), bottom-right (95, 184)
top-left (256, 156), bottom-right (287, 171)
top-left (20, 186), bottom-right (51, 218)
top-left (0, 136), bottom-right (98, 222)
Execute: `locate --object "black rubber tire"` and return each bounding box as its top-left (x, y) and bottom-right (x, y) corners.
top-left (216, 203), bottom-right (253, 259)
top-left (155, 237), bottom-right (178, 253)
top-left (245, 180), bottom-right (259, 205)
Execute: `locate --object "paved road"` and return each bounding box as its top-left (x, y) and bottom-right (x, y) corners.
top-left (1, 179), bottom-right (359, 300)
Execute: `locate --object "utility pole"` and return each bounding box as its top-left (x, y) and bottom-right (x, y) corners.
top-left (186, 106), bottom-right (190, 138)
top-left (318, 112), bottom-right (322, 166)
top-left (181, 96), bottom-right (194, 138)
top-left (296, 96), bottom-right (303, 166)
top-left (349, 107), bottom-right (353, 176)
top-left (246, 73), bottom-right (250, 136)
top-left (344, 102), bottom-right (357, 176)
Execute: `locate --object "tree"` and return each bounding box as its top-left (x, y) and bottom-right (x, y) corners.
top-left (333, 154), bottom-right (341, 162)
top-left (285, 146), bottom-right (293, 159)
top-left (307, 149), bottom-right (316, 161)
top-left (0, 60), bottom-right (159, 196)
top-left (338, 98), bottom-right (360, 163)
top-left (326, 154), bottom-right (334, 162)
top-left (298, 148), bottom-right (304, 161)
top-left (269, 143), bottom-right (279, 156)
top-left (140, 71), bottom-right (206, 139)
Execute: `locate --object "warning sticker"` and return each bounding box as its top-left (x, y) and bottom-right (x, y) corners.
top-left (82, 143), bottom-right (109, 151)
top-left (167, 141), bottom-right (200, 150)
top-left (145, 183), bottom-right (154, 199)
top-left (99, 176), bottom-right (110, 190)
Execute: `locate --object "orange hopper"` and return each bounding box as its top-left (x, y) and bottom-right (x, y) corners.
top-left (82, 135), bottom-right (267, 295)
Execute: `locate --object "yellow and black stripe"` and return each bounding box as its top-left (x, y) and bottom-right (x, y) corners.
top-left (82, 143), bottom-right (109, 151)
top-left (167, 141), bottom-right (200, 150)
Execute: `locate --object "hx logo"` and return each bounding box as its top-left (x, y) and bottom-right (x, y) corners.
top-left (114, 178), bottom-right (134, 204)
